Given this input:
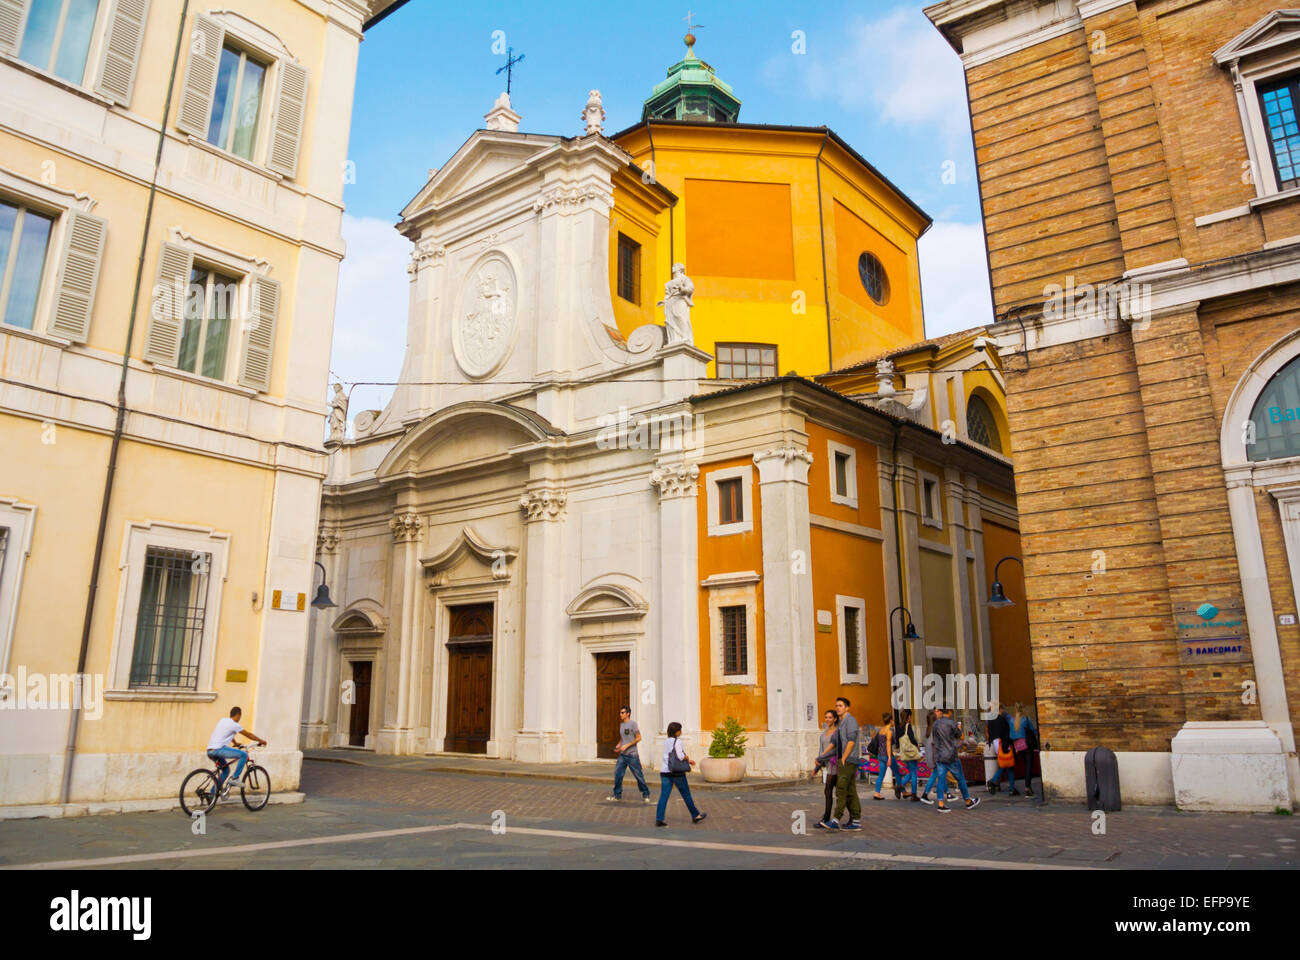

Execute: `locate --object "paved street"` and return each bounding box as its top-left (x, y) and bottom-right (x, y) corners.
top-left (1, 757), bottom-right (1297, 869)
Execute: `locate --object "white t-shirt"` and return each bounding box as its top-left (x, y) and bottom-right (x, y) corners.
top-left (207, 717), bottom-right (244, 752)
top-left (660, 737), bottom-right (687, 774)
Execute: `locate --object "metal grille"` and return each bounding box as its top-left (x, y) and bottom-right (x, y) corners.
top-left (844, 606), bottom-right (861, 675)
top-left (129, 546), bottom-right (211, 688)
top-left (721, 605), bottom-right (747, 676)
top-left (966, 395), bottom-right (1002, 453)
top-left (617, 233), bottom-right (639, 304)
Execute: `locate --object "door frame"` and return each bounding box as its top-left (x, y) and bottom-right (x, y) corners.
top-left (579, 634), bottom-right (639, 761)
top-left (430, 588), bottom-right (503, 757)
top-left (340, 651), bottom-right (379, 748)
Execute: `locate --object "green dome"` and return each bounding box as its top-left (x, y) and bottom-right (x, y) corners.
top-left (642, 35), bottom-right (741, 123)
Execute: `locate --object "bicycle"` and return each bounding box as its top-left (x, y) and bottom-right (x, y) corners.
top-left (179, 743), bottom-right (271, 816)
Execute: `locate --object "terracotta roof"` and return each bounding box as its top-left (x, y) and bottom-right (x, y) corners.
top-left (818, 326), bottom-right (989, 377)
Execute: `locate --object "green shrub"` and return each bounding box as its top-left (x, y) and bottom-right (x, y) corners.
top-left (708, 716), bottom-right (747, 758)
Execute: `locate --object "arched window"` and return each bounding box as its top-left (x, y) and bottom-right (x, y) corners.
top-left (966, 394), bottom-right (1002, 454)
top-left (1249, 353), bottom-right (1300, 462)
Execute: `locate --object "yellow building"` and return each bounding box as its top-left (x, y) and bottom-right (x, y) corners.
top-left (0, 0), bottom-right (402, 815)
top-left (607, 37), bottom-right (932, 380)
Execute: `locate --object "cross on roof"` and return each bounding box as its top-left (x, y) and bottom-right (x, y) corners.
top-left (496, 46), bottom-right (525, 96)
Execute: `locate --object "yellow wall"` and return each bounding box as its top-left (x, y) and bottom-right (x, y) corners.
top-left (608, 172), bottom-right (666, 336)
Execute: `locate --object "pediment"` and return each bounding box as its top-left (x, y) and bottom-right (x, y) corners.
top-left (376, 401), bottom-right (559, 478)
top-left (566, 583), bottom-right (649, 622)
top-left (1214, 10), bottom-right (1300, 66)
top-left (400, 131), bottom-right (561, 220)
top-left (421, 527), bottom-right (518, 588)
top-left (332, 600), bottom-right (386, 637)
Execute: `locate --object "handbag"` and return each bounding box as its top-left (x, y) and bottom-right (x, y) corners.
top-left (996, 738), bottom-right (1015, 769)
top-left (666, 737), bottom-right (691, 775)
top-left (898, 725), bottom-right (921, 762)
top-left (1014, 737), bottom-right (1028, 752)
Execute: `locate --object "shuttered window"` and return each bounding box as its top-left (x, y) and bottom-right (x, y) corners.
top-left (208, 44), bottom-right (267, 161)
top-left (95, 0), bottom-right (149, 105)
top-left (15, 0), bottom-right (100, 84)
top-left (177, 267), bottom-right (237, 380)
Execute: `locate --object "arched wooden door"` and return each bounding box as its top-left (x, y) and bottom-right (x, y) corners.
top-left (444, 603), bottom-right (493, 753)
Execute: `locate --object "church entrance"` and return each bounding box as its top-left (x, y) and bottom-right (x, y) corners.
top-left (444, 603), bottom-right (494, 754)
top-left (348, 660), bottom-right (372, 747)
top-left (595, 651), bottom-right (630, 759)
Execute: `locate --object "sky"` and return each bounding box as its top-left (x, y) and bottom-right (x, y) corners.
top-left (333, 0), bottom-right (993, 415)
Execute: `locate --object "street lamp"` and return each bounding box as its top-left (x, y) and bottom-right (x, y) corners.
top-left (985, 554), bottom-right (1044, 804)
top-left (310, 560), bottom-right (337, 609)
top-left (888, 604), bottom-right (921, 715)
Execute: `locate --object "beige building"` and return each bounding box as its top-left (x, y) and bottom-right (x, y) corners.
top-left (0, 0), bottom-right (402, 816)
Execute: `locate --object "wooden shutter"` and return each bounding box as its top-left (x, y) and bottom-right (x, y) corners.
top-left (95, 0), bottom-right (150, 105)
top-left (143, 242), bottom-right (193, 366)
top-left (49, 212), bottom-right (107, 342)
top-left (0, 0), bottom-right (29, 56)
top-left (237, 275), bottom-right (278, 391)
top-left (175, 13), bottom-right (223, 138)
top-left (266, 60), bottom-right (308, 178)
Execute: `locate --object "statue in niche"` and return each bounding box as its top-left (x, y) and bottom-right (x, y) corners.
top-left (658, 263), bottom-right (695, 346)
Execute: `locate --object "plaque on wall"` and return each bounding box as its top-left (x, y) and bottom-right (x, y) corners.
top-left (1173, 601), bottom-right (1251, 664)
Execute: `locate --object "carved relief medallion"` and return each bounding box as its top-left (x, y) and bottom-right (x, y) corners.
top-left (453, 252), bottom-right (517, 379)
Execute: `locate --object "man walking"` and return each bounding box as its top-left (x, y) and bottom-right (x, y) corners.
top-left (607, 705), bottom-right (652, 803)
top-left (931, 708), bottom-right (980, 813)
top-left (814, 696), bottom-right (862, 830)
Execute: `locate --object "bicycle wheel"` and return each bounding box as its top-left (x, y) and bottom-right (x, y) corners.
top-left (240, 764), bottom-right (271, 811)
top-left (180, 768), bottom-right (219, 817)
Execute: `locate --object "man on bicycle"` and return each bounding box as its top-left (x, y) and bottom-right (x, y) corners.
top-left (206, 706), bottom-right (266, 795)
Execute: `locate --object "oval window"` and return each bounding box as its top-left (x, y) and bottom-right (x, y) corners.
top-left (858, 252), bottom-right (889, 305)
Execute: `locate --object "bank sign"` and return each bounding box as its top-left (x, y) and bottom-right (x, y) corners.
top-left (1174, 601), bottom-right (1250, 664)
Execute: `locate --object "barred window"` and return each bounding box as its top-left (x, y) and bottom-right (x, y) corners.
top-left (716, 342), bottom-right (777, 379)
top-left (966, 394), bottom-right (1003, 453)
top-left (617, 233), bottom-right (640, 304)
top-left (721, 605), bottom-right (747, 676)
top-left (129, 547), bottom-right (211, 689)
top-left (843, 605), bottom-right (861, 676)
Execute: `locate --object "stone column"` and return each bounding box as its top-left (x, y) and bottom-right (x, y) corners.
top-left (753, 446), bottom-right (818, 776)
top-left (301, 525), bottom-right (341, 749)
top-left (944, 470), bottom-right (976, 678)
top-left (649, 462), bottom-right (701, 753)
top-left (515, 486), bottom-right (568, 763)
top-left (377, 512), bottom-right (421, 754)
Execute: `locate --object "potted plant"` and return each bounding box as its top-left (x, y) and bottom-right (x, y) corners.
top-left (699, 716), bottom-right (748, 783)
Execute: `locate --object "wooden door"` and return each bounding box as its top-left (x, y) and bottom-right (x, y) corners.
top-left (595, 652), bottom-right (630, 759)
top-left (444, 603), bottom-right (493, 754)
top-left (348, 660), bottom-right (371, 747)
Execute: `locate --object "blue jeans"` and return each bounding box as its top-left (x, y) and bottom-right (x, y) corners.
top-left (208, 747), bottom-right (247, 790)
top-left (989, 758), bottom-right (1017, 791)
top-left (874, 755), bottom-right (905, 793)
top-left (936, 760), bottom-right (971, 803)
top-left (613, 751), bottom-right (649, 798)
top-left (899, 760), bottom-right (919, 795)
top-left (656, 774), bottom-right (700, 822)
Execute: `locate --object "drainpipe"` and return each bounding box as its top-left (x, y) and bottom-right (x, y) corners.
top-left (889, 423), bottom-right (909, 718)
top-left (63, 1), bottom-right (192, 805)
top-left (814, 129), bottom-right (832, 371)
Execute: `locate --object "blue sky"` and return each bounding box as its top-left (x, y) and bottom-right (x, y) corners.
top-left (332, 0), bottom-right (993, 414)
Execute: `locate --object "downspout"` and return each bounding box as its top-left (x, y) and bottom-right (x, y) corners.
top-left (63, 0), bottom-right (192, 805)
top-left (815, 129), bottom-right (832, 371)
top-left (890, 423), bottom-right (909, 716)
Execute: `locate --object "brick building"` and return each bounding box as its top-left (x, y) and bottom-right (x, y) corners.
top-left (925, 0), bottom-right (1300, 809)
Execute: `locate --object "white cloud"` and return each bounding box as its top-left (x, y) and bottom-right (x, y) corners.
top-left (918, 221), bottom-right (995, 337)
top-left (330, 213), bottom-right (410, 417)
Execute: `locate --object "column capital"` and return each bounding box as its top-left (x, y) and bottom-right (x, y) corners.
top-left (649, 462), bottom-right (700, 499)
top-left (316, 526), bottom-right (341, 555)
top-left (520, 488), bottom-right (568, 522)
top-left (753, 446), bottom-right (813, 484)
top-left (390, 513), bottom-right (423, 543)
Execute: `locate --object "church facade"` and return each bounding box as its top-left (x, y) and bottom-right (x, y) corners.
top-left (301, 47), bottom-right (1025, 776)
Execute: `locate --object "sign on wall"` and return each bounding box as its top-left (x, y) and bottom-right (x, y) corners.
top-left (1173, 601), bottom-right (1250, 664)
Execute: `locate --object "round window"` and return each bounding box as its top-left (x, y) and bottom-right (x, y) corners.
top-left (858, 252), bottom-right (889, 305)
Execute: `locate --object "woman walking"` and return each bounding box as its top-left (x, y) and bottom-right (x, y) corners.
top-left (986, 701), bottom-right (1015, 795)
top-left (1009, 702), bottom-right (1038, 798)
top-left (812, 709), bottom-right (840, 827)
top-left (873, 713), bottom-right (905, 799)
top-left (895, 708), bottom-right (922, 800)
top-left (655, 721), bottom-right (708, 826)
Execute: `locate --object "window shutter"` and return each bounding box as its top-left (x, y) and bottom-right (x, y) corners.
top-left (143, 242), bottom-right (193, 366)
top-left (266, 61), bottom-right (308, 178)
top-left (175, 13), bottom-right (224, 138)
top-left (0, 0), bottom-right (29, 56)
top-left (237, 275), bottom-right (278, 392)
top-left (95, 0), bottom-right (150, 105)
top-left (49, 211), bottom-right (107, 343)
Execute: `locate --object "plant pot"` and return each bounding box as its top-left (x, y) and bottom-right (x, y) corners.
top-left (699, 756), bottom-right (746, 783)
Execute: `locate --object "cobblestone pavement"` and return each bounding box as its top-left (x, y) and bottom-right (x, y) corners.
top-left (1, 759), bottom-right (1296, 870)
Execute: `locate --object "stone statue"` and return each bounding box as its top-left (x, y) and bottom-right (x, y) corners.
top-left (875, 358), bottom-right (897, 398)
top-left (583, 89), bottom-right (606, 136)
top-left (658, 263), bottom-right (695, 346)
top-left (328, 383), bottom-right (348, 443)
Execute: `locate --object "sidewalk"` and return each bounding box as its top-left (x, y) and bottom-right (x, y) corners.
top-left (303, 748), bottom-right (804, 791)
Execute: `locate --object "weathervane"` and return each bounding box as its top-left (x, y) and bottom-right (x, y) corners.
top-left (497, 46), bottom-right (525, 96)
top-left (683, 10), bottom-right (705, 50)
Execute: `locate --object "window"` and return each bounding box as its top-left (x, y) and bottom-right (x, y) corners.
top-left (1249, 353), bottom-right (1300, 461)
top-left (16, 0), bottom-right (101, 85)
top-left (966, 394), bottom-right (1003, 454)
top-left (1259, 76), bottom-right (1300, 192)
top-left (837, 595), bottom-right (867, 683)
top-left (720, 605), bottom-right (748, 676)
top-left (207, 44), bottom-right (268, 161)
top-left (834, 453), bottom-right (849, 497)
top-left (178, 267), bottom-right (238, 380)
top-left (129, 546), bottom-right (211, 689)
top-left (718, 477), bottom-right (743, 525)
top-left (716, 342), bottom-right (777, 379)
top-left (0, 198), bottom-right (55, 330)
top-left (858, 252), bottom-right (889, 305)
top-left (827, 440), bottom-right (858, 507)
top-left (0, 499), bottom-right (36, 682)
top-left (844, 606), bottom-right (860, 674)
top-left (919, 471), bottom-right (943, 529)
top-left (616, 233), bottom-right (639, 304)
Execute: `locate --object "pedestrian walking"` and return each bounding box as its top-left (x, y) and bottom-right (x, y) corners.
top-left (931, 707), bottom-right (980, 813)
top-left (1009, 702), bottom-right (1038, 798)
top-left (811, 709), bottom-right (839, 828)
top-left (655, 721), bottom-right (707, 826)
top-left (606, 705), bottom-right (652, 803)
top-left (918, 708), bottom-right (956, 804)
top-left (895, 708), bottom-right (921, 800)
top-left (986, 701), bottom-right (1016, 795)
top-left (872, 713), bottom-right (906, 800)
top-left (814, 696), bottom-right (862, 830)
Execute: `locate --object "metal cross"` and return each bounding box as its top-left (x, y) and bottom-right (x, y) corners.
top-left (496, 46), bottom-right (525, 96)
top-left (684, 11), bottom-right (705, 33)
